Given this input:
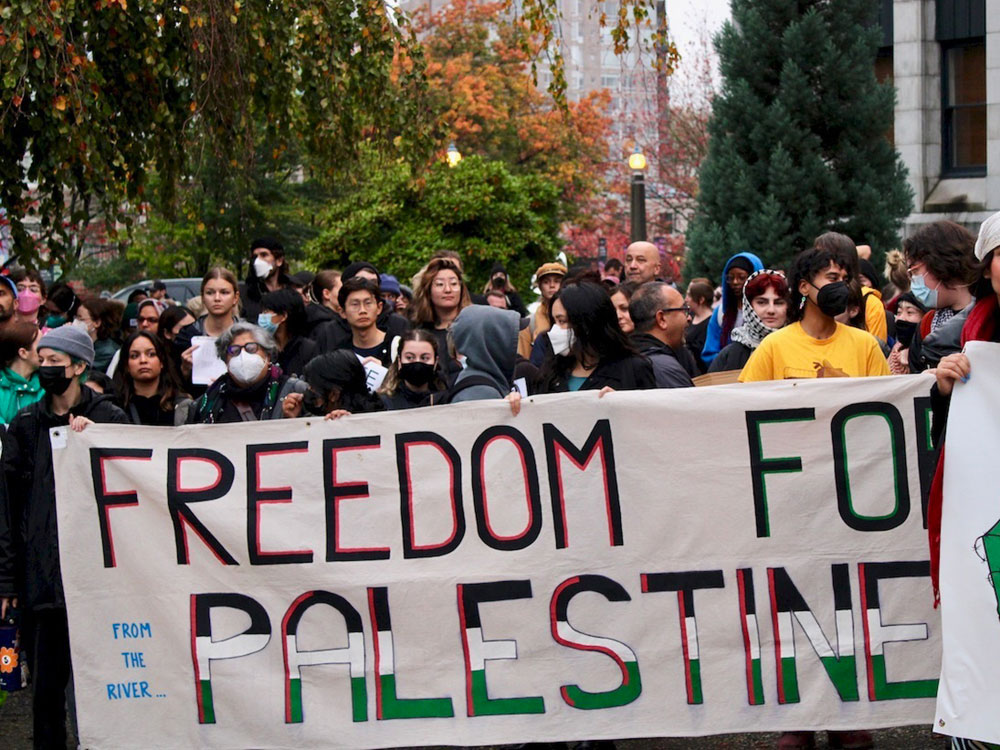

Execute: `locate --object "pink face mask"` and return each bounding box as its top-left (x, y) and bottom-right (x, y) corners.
top-left (17, 289), bottom-right (41, 315)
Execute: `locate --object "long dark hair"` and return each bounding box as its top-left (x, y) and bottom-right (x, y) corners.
top-left (539, 282), bottom-right (638, 389)
top-left (303, 351), bottom-right (385, 414)
top-left (112, 331), bottom-right (186, 412)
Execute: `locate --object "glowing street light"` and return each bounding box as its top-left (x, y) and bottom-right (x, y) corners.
top-left (628, 147), bottom-right (647, 242)
top-left (446, 143), bottom-right (462, 167)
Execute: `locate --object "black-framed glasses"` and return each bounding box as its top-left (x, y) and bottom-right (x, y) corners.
top-left (226, 342), bottom-right (262, 357)
top-left (661, 305), bottom-right (692, 316)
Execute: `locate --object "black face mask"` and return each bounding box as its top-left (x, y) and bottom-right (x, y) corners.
top-left (399, 362), bottom-right (436, 387)
top-left (812, 281), bottom-right (850, 317)
top-left (38, 365), bottom-right (74, 395)
top-left (171, 323), bottom-right (201, 359)
top-left (894, 319), bottom-right (918, 348)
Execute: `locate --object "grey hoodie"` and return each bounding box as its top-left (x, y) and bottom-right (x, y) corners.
top-left (448, 305), bottom-right (520, 402)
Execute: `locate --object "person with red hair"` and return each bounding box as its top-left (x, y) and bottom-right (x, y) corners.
top-left (708, 270), bottom-right (789, 373)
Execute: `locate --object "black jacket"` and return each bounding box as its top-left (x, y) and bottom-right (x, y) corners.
top-left (312, 308), bottom-right (410, 353)
top-left (708, 341), bottom-right (753, 373)
top-left (535, 353), bottom-right (656, 394)
top-left (381, 384), bottom-right (444, 410)
top-left (0, 388), bottom-right (128, 609)
top-left (909, 304), bottom-right (973, 373)
top-left (278, 336), bottom-right (318, 379)
top-left (303, 303), bottom-right (338, 338)
top-left (631, 333), bottom-right (694, 388)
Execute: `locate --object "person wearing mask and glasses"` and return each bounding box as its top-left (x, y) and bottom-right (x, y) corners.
top-left (901, 220), bottom-right (979, 373)
top-left (186, 323), bottom-right (306, 423)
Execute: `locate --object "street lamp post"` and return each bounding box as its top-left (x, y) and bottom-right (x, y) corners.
top-left (446, 142), bottom-right (462, 168)
top-left (628, 147), bottom-right (647, 243)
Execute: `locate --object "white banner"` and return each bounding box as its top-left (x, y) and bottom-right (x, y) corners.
top-left (53, 375), bottom-right (943, 749)
top-left (936, 341), bottom-right (1000, 743)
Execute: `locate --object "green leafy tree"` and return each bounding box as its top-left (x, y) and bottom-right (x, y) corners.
top-left (685, 0), bottom-right (912, 279)
top-left (305, 155), bottom-right (562, 291)
top-left (0, 0), bottom-right (432, 274)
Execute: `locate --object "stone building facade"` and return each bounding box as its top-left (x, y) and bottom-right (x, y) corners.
top-left (885, 0), bottom-right (999, 235)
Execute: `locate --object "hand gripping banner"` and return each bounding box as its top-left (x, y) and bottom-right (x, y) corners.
top-left (52, 375), bottom-right (943, 748)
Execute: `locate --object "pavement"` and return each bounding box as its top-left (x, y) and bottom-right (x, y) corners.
top-left (0, 689), bottom-right (950, 750)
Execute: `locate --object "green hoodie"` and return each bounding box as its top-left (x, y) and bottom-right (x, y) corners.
top-left (0, 367), bottom-right (44, 424)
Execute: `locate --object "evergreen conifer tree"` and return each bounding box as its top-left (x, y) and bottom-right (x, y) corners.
top-left (685, 0), bottom-right (913, 278)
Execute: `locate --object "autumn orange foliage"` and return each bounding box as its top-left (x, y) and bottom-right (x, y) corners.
top-left (408, 0), bottom-right (612, 217)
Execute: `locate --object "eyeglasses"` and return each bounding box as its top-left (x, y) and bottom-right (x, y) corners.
top-left (346, 298), bottom-right (378, 311)
top-left (660, 305), bottom-right (692, 316)
top-left (432, 280), bottom-right (461, 290)
top-left (226, 342), bottom-right (262, 357)
top-left (138, 316), bottom-right (159, 325)
top-left (906, 261), bottom-right (925, 279)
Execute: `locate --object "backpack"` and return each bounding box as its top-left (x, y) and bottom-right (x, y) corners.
top-left (435, 375), bottom-right (507, 405)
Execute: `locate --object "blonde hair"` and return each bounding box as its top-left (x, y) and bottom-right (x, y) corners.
top-left (884, 249), bottom-right (909, 293)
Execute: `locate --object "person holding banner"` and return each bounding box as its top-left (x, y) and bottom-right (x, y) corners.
top-left (739, 246), bottom-right (889, 382)
top-left (0, 325), bottom-right (128, 749)
top-left (927, 214), bottom-right (1000, 750)
top-left (535, 282), bottom-right (655, 393)
top-left (185, 322), bottom-right (306, 423)
top-left (298, 350), bottom-right (385, 419)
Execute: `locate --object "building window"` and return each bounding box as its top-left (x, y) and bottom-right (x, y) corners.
top-left (941, 40), bottom-right (986, 176)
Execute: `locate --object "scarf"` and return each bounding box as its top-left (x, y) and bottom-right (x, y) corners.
top-left (729, 269), bottom-right (783, 350)
top-left (929, 294), bottom-right (1000, 603)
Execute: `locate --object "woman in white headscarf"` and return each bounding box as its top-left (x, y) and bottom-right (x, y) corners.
top-left (708, 270), bottom-right (790, 373)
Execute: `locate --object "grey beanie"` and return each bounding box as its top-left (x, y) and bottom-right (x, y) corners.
top-left (38, 325), bottom-right (96, 367)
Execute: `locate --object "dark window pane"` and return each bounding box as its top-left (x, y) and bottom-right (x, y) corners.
top-left (946, 44), bottom-right (986, 106)
top-left (949, 105), bottom-right (988, 168)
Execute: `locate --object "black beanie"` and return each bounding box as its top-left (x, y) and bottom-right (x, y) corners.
top-left (342, 261), bottom-right (380, 282)
top-left (728, 256), bottom-right (755, 274)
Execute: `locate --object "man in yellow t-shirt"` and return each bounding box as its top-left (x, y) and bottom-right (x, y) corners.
top-left (740, 246), bottom-right (890, 382)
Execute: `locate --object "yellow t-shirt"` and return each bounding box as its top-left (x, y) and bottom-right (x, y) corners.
top-left (862, 286), bottom-right (887, 342)
top-left (738, 322), bottom-right (890, 382)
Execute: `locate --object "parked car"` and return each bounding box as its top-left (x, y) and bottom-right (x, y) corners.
top-left (112, 278), bottom-right (202, 304)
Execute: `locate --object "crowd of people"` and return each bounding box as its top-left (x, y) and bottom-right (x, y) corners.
top-left (0, 211), bottom-right (998, 748)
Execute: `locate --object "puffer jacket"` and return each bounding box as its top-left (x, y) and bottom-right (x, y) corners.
top-left (0, 387), bottom-right (128, 609)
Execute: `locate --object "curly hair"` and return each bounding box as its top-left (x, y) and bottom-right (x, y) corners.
top-left (902, 220), bottom-right (979, 286)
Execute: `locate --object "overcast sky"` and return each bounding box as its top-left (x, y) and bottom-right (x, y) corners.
top-left (667, 0), bottom-right (731, 93)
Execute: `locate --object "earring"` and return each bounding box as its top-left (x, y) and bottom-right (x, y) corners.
top-left (799, 296), bottom-right (806, 311)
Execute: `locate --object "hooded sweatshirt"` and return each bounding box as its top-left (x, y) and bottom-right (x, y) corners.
top-left (0, 367), bottom-right (44, 424)
top-left (701, 251), bottom-right (764, 365)
top-left (448, 305), bottom-right (519, 403)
